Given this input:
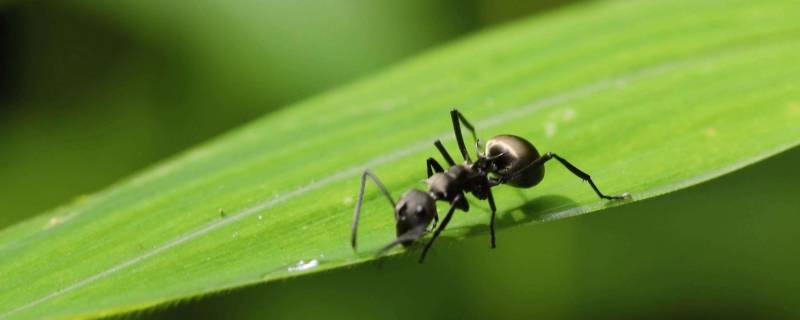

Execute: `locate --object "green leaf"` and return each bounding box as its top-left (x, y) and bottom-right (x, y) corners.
top-left (2, 0), bottom-right (800, 318)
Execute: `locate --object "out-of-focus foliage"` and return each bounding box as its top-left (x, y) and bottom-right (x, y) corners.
top-left (0, 0), bottom-right (567, 228)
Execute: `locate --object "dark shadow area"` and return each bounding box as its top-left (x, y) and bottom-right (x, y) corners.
top-left (461, 194), bottom-right (579, 239)
top-left (0, 7), bottom-right (18, 108)
top-left (354, 194), bottom-right (579, 269)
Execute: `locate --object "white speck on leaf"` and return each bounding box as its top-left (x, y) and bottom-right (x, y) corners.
top-left (45, 212), bottom-right (78, 229)
top-left (544, 108), bottom-right (578, 138)
top-left (342, 196), bottom-right (354, 205)
top-left (545, 122), bottom-right (557, 137)
top-left (561, 108), bottom-right (576, 121)
top-left (288, 259), bottom-right (319, 272)
top-left (48, 217), bottom-right (62, 227)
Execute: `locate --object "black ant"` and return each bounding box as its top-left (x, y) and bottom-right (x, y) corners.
top-left (351, 109), bottom-right (629, 263)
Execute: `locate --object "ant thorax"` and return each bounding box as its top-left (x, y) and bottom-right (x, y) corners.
top-left (463, 162), bottom-right (492, 200)
top-left (425, 170), bottom-right (460, 201)
top-left (426, 163), bottom-right (491, 205)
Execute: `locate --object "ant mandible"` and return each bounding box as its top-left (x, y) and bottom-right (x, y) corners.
top-left (351, 109), bottom-right (629, 263)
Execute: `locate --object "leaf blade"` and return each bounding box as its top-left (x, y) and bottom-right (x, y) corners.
top-left (2, 0), bottom-right (800, 319)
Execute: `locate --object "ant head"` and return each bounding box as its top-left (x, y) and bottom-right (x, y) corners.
top-left (394, 190), bottom-right (436, 244)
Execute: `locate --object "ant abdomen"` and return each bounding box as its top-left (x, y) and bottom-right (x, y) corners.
top-left (485, 134), bottom-right (544, 188)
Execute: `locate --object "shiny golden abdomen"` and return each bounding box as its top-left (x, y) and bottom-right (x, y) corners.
top-left (485, 134), bottom-right (544, 188)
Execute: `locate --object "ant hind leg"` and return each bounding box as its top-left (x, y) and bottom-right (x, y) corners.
top-left (548, 153), bottom-right (630, 200)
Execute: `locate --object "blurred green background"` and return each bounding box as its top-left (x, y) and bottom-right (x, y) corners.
top-left (1, 1), bottom-right (797, 319)
top-left (0, 0), bottom-right (579, 228)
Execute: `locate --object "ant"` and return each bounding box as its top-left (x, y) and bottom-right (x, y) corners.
top-left (351, 109), bottom-right (629, 263)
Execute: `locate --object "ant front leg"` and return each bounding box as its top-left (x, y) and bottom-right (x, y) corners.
top-left (450, 109), bottom-right (479, 162)
top-left (351, 170), bottom-right (398, 250)
top-left (429, 214), bottom-right (439, 232)
top-left (419, 194), bottom-right (462, 263)
top-left (425, 157), bottom-right (444, 231)
top-left (376, 227), bottom-right (425, 257)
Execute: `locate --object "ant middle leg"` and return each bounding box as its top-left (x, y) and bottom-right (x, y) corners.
top-left (543, 153), bottom-right (629, 200)
top-left (352, 170), bottom-right (398, 250)
top-left (450, 109), bottom-right (479, 162)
